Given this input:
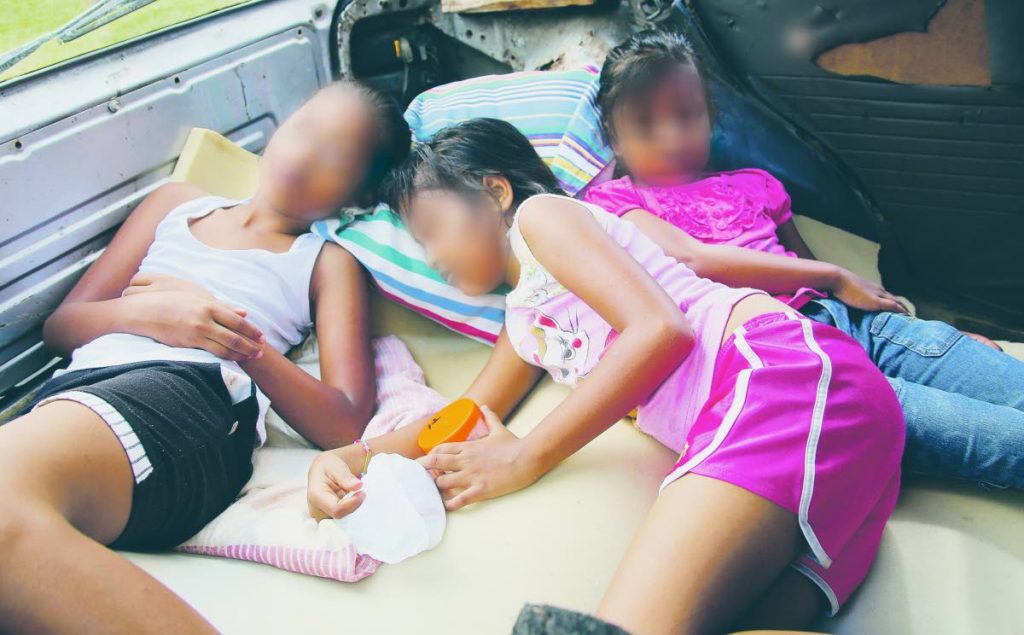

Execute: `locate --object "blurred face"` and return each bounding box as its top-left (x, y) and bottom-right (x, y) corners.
top-left (610, 63), bottom-right (712, 185)
top-left (258, 86), bottom-right (378, 221)
top-left (403, 185), bottom-right (511, 297)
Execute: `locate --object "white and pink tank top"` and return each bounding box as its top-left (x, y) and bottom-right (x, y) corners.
top-left (505, 194), bottom-right (764, 451)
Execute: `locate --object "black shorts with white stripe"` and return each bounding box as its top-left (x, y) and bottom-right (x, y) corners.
top-left (25, 360), bottom-right (259, 550)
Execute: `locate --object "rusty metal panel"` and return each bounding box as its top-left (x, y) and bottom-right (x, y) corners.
top-left (817, 0), bottom-right (991, 87)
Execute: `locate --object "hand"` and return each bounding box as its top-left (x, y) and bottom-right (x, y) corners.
top-left (307, 450), bottom-right (365, 521)
top-left (832, 269), bottom-right (909, 315)
top-left (120, 278), bottom-right (265, 361)
top-left (416, 406), bottom-right (541, 511)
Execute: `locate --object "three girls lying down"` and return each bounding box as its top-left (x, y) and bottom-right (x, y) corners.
top-left (0, 82), bottom-right (410, 633)
top-left (3, 31), bottom-right (1020, 635)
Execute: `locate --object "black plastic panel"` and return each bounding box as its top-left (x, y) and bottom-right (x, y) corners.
top-left (688, 0), bottom-right (1024, 336)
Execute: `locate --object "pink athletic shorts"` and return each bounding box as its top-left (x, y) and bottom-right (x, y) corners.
top-left (660, 311), bottom-right (905, 614)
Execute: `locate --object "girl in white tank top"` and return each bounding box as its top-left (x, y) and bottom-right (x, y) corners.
top-left (63, 195), bottom-right (329, 440)
top-left (1, 81), bottom-right (410, 632)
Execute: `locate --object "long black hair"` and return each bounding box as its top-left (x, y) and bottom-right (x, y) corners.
top-left (596, 30), bottom-right (713, 142)
top-left (384, 117), bottom-right (563, 216)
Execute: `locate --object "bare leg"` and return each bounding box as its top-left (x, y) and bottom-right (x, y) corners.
top-left (0, 401), bottom-right (217, 634)
top-left (597, 474), bottom-right (815, 635)
top-left (730, 568), bottom-right (826, 631)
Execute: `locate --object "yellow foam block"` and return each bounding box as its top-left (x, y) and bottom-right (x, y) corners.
top-left (170, 128), bottom-right (260, 200)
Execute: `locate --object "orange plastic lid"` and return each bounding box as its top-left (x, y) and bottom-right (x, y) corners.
top-left (417, 398), bottom-right (482, 454)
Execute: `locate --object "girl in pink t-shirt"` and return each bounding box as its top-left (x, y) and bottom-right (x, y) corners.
top-left (583, 30), bottom-right (1003, 344)
top-left (583, 31), bottom-right (1024, 497)
top-left (585, 166), bottom-right (829, 307)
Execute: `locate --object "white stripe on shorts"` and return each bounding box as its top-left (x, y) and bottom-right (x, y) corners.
top-left (796, 317), bottom-right (833, 568)
top-left (34, 390), bottom-right (153, 483)
top-left (658, 326), bottom-right (764, 492)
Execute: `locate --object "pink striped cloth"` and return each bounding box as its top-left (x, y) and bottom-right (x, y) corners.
top-left (176, 336), bottom-right (448, 582)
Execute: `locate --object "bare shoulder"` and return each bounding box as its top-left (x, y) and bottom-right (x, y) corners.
top-left (133, 181), bottom-right (209, 224)
top-left (152, 181), bottom-right (208, 205)
top-left (310, 242), bottom-right (365, 296)
top-left (516, 194), bottom-right (594, 243)
top-left (314, 241), bottom-right (361, 272)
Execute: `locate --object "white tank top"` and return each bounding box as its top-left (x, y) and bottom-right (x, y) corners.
top-left (61, 196), bottom-right (327, 440)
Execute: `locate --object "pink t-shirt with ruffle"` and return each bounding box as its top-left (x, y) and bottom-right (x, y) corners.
top-left (582, 169), bottom-right (824, 307)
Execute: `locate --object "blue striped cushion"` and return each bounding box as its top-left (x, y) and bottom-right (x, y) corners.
top-left (405, 67), bottom-right (612, 196)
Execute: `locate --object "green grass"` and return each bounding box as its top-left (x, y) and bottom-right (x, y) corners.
top-left (0, 0), bottom-right (251, 83)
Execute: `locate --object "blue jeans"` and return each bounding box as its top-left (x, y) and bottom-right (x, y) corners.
top-left (801, 297), bottom-right (1024, 490)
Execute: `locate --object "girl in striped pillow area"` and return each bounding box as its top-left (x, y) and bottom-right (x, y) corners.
top-left (0, 81), bottom-right (409, 633)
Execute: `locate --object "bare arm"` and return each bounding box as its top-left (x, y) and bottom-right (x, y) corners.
top-left (44, 182), bottom-right (195, 353)
top-left (624, 209), bottom-right (907, 315)
top-left (43, 182), bottom-right (265, 359)
top-left (306, 329), bottom-right (543, 518)
top-left (319, 329), bottom-right (541, 471)
top-left (511, 199), bottom-right (693, 473)
top-left (238, 244), bottom-right (376, 449)
top-left (418, 198), bottom-right (694, 510)
top-left (623, 209), bottom-right (841, 293)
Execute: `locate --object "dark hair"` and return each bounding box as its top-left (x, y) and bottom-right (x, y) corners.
top-left (383, 117), bottom-right (562, 216)
top-left (596, 30), bottom-right (713, 142)
top-left (324, 80), bottom-right (411, 198)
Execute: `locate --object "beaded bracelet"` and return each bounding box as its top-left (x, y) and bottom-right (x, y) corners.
top-left (356, 439), bottom-right (372, 477)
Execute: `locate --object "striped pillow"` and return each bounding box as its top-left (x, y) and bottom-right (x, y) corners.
top-left (317, 68), bottom-right (614, 344)
top-left (405, 66), bottom-right (612, 195)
